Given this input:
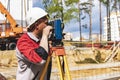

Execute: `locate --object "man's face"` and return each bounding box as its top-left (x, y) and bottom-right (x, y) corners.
top-left (36, 19), bottom-right (48, 37)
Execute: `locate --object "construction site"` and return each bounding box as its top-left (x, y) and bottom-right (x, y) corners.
top-left (0, 0), bottom-right (120, 80)
top-left (0, 42), bottom-right (120, 80)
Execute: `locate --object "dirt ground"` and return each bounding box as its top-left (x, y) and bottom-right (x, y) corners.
top-left (0, 47), bottom-right (120, 80)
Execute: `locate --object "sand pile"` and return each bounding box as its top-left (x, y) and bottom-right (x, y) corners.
top-left (0, 50), bottom-right (17, 67)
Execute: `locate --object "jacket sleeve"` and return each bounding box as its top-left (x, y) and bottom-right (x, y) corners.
top-left (17, 37), bottom-right (43, 63)
top-left (35, 46), bottom-right (48, 60)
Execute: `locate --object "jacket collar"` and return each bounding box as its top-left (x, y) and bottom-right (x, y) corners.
top-left (27, 32), bottom-right (39, 42)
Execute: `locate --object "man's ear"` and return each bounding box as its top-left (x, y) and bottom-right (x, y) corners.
top-left (35, 22), bottom-right (39, 30)
top-left (36, 26), bottom-right (39, 30)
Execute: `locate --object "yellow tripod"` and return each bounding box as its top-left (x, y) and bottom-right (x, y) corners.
top-left (40, 47), bottom-right (71, 80)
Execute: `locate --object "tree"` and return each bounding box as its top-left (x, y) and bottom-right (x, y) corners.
top-left (80, 0), bottom-right (94, 41)
top-left (88, 0), bottom-right (93, 41)
top-left (42, 0), bottom-right (84, 41)
top-left (78, 1), bottom-right (92, 41)
top-left (100, 0), bottom-right (111, 41)
top-left (42, 0), bottom-right (95, 41)
top-left (99, 0), bottom-right (102, 42)
top-left (42, 0), bottom-right (79, 23)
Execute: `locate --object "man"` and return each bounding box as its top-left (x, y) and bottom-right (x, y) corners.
top-left (16, 7), bottom-right (52, 80)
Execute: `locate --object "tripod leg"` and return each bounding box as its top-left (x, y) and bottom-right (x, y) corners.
top-left (56, 56), bottom-right (64, 80)
top-left (62, 57), bottom-right (65, 73)
top-left (40, 56), bottom-right (51, 80)
top-left (47, 58), bottom-right (52, 80)
top-left (63, 56), bottom-right (71, 80)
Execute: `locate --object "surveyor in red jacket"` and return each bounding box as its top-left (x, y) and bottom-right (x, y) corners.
top-left (16, 7), bottom-right (52, 80)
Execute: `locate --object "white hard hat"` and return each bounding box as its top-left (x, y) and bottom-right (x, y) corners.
top-left (26, 7), bottom-right (48, 28)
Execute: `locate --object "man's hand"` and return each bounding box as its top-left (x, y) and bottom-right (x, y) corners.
top-left (43, 26), bottom-right (52, 36)
top-left (40, 26), bottom-right (52, 53)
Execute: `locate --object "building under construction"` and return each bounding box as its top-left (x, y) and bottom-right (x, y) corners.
top-left (103, 11), bottom-right (120, 41)
top-left (0, 0), bottom-right (32, 27)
